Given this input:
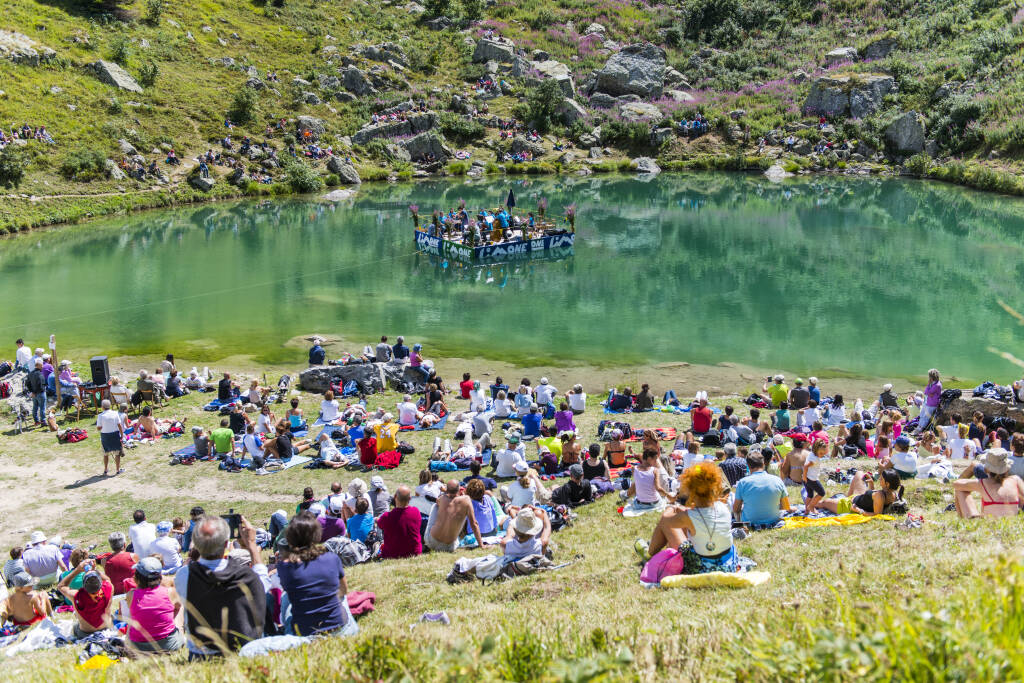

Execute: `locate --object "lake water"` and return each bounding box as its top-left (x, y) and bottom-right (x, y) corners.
top-left (3, 173), bottom-right (1024, 383)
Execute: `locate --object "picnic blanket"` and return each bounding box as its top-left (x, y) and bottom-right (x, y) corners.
top-left (171, 444), bottom-right (197, 457)
top-left (624, 427), bottom-right (678, 443)
top-left (781, 513), bottom-right (894, 529)
top-left (236, 455), bottom-right (313, 474)
top-left (660, 571), bottom-right (771, 589)
top-left (620, 497), bottom-right (667, 517)
top-left (399, 414), bottom-right (449, 431)
top-left (202, 398), bottom-right (239, 412)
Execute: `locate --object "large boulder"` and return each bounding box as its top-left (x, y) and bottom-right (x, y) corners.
top-left (189, 175), bottom-right (216, 191)
top-left (356, 42), bottom-right (408, 68)
top-left (326, 156), bottom-right (361, 184)
top-left (940, 396), bottom-right (1024, 427)
top-left (86, 60), bottom-right (143, 93)
top-left (619, 101), bottom-right (662, 122)
top-left (341, 66), bottom-right (377, 96)
top-left (885, 111), bottom-right (925, 154)
top-left (0, 30), bottom-right (55, 65)
top-left (296, 116), bottom-right (326, 141)
top-left (863, 36), bottom-right (898, 61)
top-left (299, 363), bottom-right (386, 394)
top-left (472, 37), bottom-right (515, 63)
top-left (593, 43), bottom-right (666, 98)
top-left (511, 136), bottom-right (545, 157)
top-left (589, 92), bottom-right (618, 109)
top-left (631, 157), bottom-right (661, 174)
top-left (401, 131), bottom-right (449, 161)
top-left (351, 112), bottom-right (438, 145)
top-left (559, 98), bottom-right (588, 124)
top-left (802, 74), bottom-right (894, 119)
top-left (528, 59), bottom-right (575, 97)
top-left (825, 47), bottom-right (858, 65)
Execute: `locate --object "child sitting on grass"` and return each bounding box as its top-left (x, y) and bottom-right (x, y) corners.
top-left (802, 440), bottom-right (827, 514)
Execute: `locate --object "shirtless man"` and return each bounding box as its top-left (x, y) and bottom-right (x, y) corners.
top-left (779, 438), bottom-right (808, 487)
top-left (1, 572), bottom-right (53, 629)
top-left (425, 480), bottom-right (483, 552)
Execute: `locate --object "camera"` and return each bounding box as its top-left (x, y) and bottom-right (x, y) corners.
top-left (221, 509), bottom-right (242, 539)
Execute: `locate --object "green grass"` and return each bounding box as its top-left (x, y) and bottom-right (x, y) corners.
top-left (2, 354), bottom-right (1022, 680)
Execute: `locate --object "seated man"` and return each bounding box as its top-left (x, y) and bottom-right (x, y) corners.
top-left (733, 451), bottom-right (790, 529)
top-left (210, 419), bottom-right (237, 458)
top-left (1, 571), bottom-right (53, 629)
top-left (521, 405), bottom-right (542, 438)
top-left (551, 464), bottom-right (594, 506)
top-left (425, 480), bottom-right (484, 552)
top-left (608, 388), bottom-right (633, 412)
top-left (377, 485), bottom-right (423, 559)
top-left (501, 507), bottom-right (551, 561)
top-left (396, 394), bottom-right (420, 427)
top-left (57, 561), bottom-right (114, 640)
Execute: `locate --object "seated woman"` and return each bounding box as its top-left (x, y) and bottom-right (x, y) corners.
top-left (245, 380), bottom-right (267, 408)
top-left (953, 449), bottom-right (1024, 518)
top-left (184, 370), bottom-right (207, 391)
top-left (513, 385), bottom-right (532, 418)
top-left (604, 429), bottom-right (629, 468)
top-left (559, 431), bottom-right (582, 467)
top-left (553, 403), bottom-right (576, 434)
top-left (286, 398), bottom-right (307, 432)
top-left (466, 479), bottom-right (506, 539)
top-left (641, 464), bottom-right (737, 573)
top-left (608, 388), bottom-right (633, 412)
top-left (256, 404), bottom-right (277, 435)
top-left (502, 462), bottom-right (547, 509)
top-left (640, 429), bottom-right (662, 456)
top-left (817, 469), bottom-right (903, 516)
top-left (277, 512), bottom-right (357, 637)
top-left (165, 371), bottom-right (187, 398)
top-left (582, 443), bottom-right (611, 481)
top-left (492, 390), bottom-right (513, 418)
top-left (125, 557), bottom-right (185, 657)
top-left (319, 390), bottom-right (340, 424)
top-left (501, 507), bottom-right (551, 561)
top-left (626, 450), bottom-right (671, 508)
top-left (272, 420), bottom-right (312, 461)
top-left (109, 377), bottom-right (131, 407)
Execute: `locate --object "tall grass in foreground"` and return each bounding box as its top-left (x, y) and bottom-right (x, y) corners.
top-left (736, 554), bottom-right (1024, 682)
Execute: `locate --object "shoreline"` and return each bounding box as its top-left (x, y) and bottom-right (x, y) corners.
top-left (4, 155), bottom-right (1023, 235)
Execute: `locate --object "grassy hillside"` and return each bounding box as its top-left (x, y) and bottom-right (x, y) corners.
top-left (3, 0), bottom-right (1024, 233)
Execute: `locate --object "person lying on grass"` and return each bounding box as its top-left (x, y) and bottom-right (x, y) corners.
top-left (816, 469), bottom-right (903, 516)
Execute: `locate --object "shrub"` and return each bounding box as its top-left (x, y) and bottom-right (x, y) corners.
top-left (424, 0), bottom-right (453, 17)
top-left (138, 61), bottom-right (159, 87)
top-left (528, 7), bottom-right (556, 29)
top-left (462, 0), bottom-right (484, 21)
top-left (228, 87), bottom-right (259, 124)
top-left (930, 95), bottom-right (985, 153)
top-left (61, 147), bottom-right (111, 182)
top-left (440, 112), bottom-right (485, 142)
top-left (144, 0), bottom-right (164, 24)
top-left (447, 161), bottom-right (469, 175)
top-left (108, 35), bottom-right (131, 66)
top-left (903, 153), bottom-right (932, 177)
top-left (324, 173), bottom-right (340, 187)
top-left (601, 120), bottom-right (651, 148)
top-left (0, 146), bottom-right (28, 189)
top-left (282, 158), bottom-right (323, 193)
top-left (525, 79), bottom-right (566, 133)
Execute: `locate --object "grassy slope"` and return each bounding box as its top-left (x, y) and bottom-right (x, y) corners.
top-left (6, 0), bottom-right (1024, 231)
top-left (1, 356), bottom-right (1022, 680)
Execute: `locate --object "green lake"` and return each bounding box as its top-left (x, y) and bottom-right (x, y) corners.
top-left (3, 172), bottom-right (1024, 383)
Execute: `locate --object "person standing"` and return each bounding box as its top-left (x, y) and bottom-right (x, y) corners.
top-left (26, 359), bottom-right (47, 427)
top-left (96, 399), bottom-right (125, 476)
top-left (919, 369), bottom-right (942, 432)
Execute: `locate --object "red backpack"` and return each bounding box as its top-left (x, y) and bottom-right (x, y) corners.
top-left (373, 450), bottom-right (402, 470)
top-left (0, 381), bottom-right (11, 399)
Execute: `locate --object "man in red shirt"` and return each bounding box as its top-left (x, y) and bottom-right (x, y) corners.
top-left (57, 561), bottom-right (114, 639)
top-left (357, 430), bottom-right (377, 467)
top-left (99, 531), bottom-right (137, 595)
top-left (692, 395), bottom-right (713, 435)
top-left (459, 372), bottom-right (473, 400)
top-left (377, 485), bottom-right (423, 559)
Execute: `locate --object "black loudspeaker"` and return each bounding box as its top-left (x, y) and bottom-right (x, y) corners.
top-left (90, 356), bottom-right (110, 385)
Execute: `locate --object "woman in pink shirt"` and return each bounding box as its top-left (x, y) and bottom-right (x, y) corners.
top-left (126, 557), bottom-right (185, 656)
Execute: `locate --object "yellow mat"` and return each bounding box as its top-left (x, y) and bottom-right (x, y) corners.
top-left (661, 570), bottom-right (771, 589)
top-left (781, 513), bottom-right (894, 529)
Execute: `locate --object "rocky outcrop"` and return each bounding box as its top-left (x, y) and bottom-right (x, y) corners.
top-left (0, 30), bottom-right (55, 65)
top-left (825, 46), bottom-right (858, 65)
top-left (885, 111), bottom-right (925, 154)
top-left (589, 92), bottom-right (618, 109)
top-left (341, 66), bottom-right (376, 95)
top-left (351, 112), bottom-right (438, 145)
top-left (472, 37), bottom-right (515, 63)
top-left (296, 116), bottom-right (326, 141)
top-left (593, 43), bottom-right (666, 99)
top-left (327, 156), bottom-right (361, 184)
top-left (401, 131), bottom-right (449, 161)
top-left (863, 36), bottom-right (898, 61)
top-left (802, 74), bottom-right (895, 118)
top-left (631, 157), bottom-right (661, 174)
top-left (189, 175), bottom-right (216, 191)
top-left (559, 98), bottom-right (588, 123)
top-left (619, 101), bottom-right (662, 122)
top-left (511, 136), bottom-right (544, 158)
top-left (86, 60), bottom-right (143, 93)
top-left (527, 59), bottom-right (575, 97)
top-left (299, 363), bottom-right (386, 394)
top-left (940, 396), bottom-right (1024, 427)
top-left (355, 42), bottom-right (408, 68)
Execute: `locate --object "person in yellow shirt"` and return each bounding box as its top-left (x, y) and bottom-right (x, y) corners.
top-left (763, 374), bottom-right (789, 408)
top-left (374, 413), bottom-right (400, 453)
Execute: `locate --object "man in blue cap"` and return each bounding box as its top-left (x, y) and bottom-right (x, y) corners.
top-left (57, 560), bottom-right (114, 639)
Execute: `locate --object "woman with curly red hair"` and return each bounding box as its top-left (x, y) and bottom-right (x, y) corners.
top-left (636, 463), bottom-right (738, 573)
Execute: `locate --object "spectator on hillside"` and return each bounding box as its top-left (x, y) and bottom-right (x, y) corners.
top-left (57, 561), bottom-right (114, 639)
top-left (100, 531), bottom-right (138, 595)
top-left (22, 531), bottom-right (67, 586)
top-left (377, 485), bottom-right (423, 559)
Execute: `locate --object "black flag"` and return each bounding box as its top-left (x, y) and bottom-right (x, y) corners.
top-left (506, 189), bottom-right (516, 208)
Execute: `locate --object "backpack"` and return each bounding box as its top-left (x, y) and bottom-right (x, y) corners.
top-left (640, 548), bottom-right (685, 584)
top-left (701, 429), bottom-right (721, 447)
top-left (58, 428), bottom-right (88, 444)
top-left (324, 536), bottom-right (370, 567)
top-left (0, 381), bottom-right (10, 399)
top-left (501, 554), bottom-right (554, 579)
top-left (397, 441), bottom-right (415, 455)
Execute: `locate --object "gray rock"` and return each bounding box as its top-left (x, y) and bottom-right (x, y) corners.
top-left (227, 167), bottom-right (247, 186)
top-left (351, 112), bottom-right (437, 145)
top-left (231, 32), bottom-right (241, 40)
top-left (302, 91), bottom-right (321, 105)
top-left (189, 175), bottom-right (215, 191)
top-left (401, 131), bottom-right (450, 161)
top-left (532, 49), bottom-right (550, 61)
top-left (86, 60), bottom-right (143, 93)
top-left (589, 92), bottom-right (618, 109)
top-left (631, 157), bottom-right (660, 174)
top-left (584, 22), bottom-right (606, 36)
top-left (666, 89), bottom-right (695, 103)
top-left (791, 70), bottom-right (809, 84)
top-left (405, 1), bottom-right (426, 12)
top-left (663, 66), bottom-right (686, 87)
top-left (794, 139), bottom-right (812, 155)
top-left (118, 138), bottom-right (137, 155)
top-left (217, 38), bottom-right (228, 47)
top-left (426, 16), bottom-right (454, 30)
top-left (559, 98), bottom-right (588, 123)
top-left (324, 188), bottom-right (357, 201)
top-left (341, 66), bottom-right (376, 96)
top-left (472, 37), bottom-right (515, 64)
top-left (292, 77), bottom-right (311, 87)
top-left (326, 156), bottom-right (361, 184)
top-left (619, 101), bottom-right (662, 122)
top-left (139, 39), bottom-right (150, 49)
top-left (218, 56), bottom-right (235, 67)
top-left (0, 30), bottom-right (56, 65)
top-left (558, 151), bottom-right (576, 164)
top-left (884, 111), bottom-right (925, 154)
top-left (186, 31), bottom-right (194, 42)
top-left (300, 363), bottom-right (386, 394)
top-left (296, 115), bottom-right (326, 141)
top-left (333, 91), bottom-right (357, 103)
top-left (201, 25), bottom-right (213, 33)
top-left (863, 36), bottom-right (898, 61)
top-left (246, 78), bottom-right (265, 90)
top-left (589, 146), bottom-right (602, 158)
top-left (511, 136), bottom-right (544, 158)
top-left (578, 132), bottom-right (598, 147)
top-left (244, 65), bottom-right (259, 78)
top-left (593, 43), bottom-right (666, 98)
top-left (104, 159), bottom-right (127, 180)
top-left (318, 74), bottom-right (341, 90)
top-left (825, 46), bottom-right (858, 65)
top-left (650, 127), bottom-right (673, 146)
top-left (802, 74), bottom-right (894, 119)
top-left (356, 42), bottom-right (408, 68)
top-left (261, 158), bottom-right (279, 170)
top-left (924, 139), bottom-right (939, 157)
top-left (941, 396), bottom-right (1024, 428)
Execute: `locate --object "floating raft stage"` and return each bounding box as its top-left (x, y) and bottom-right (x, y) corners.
top-left (414, 229), bottom-right (575, 263)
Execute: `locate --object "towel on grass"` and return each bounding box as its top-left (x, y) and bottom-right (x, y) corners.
top-left (660, 571), bottom-right (771, 589)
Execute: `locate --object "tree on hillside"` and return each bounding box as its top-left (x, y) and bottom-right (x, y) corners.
top-left (0, 146), bottom-right (28, 189)
top-left (424, 0), bottom-right (453, 18)
top-left (526, 79), bottom-right (565, 133)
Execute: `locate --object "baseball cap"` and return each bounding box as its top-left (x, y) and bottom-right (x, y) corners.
top-left (133, 556), bottom-right (163, 580)
top-left (569, 463), bottom-right (584, 478)
top-left (369, 475), bottom-right (386, 491)
top-left (514, 461), bottom-right (529, 474)
top-left (156, 521), bottom-right (172, 535)
top-left (895, 436), bottom-right (911, 449)
top-left (11, 571), bottom-right (36, 588)
top-left (308, 502), bottom-right (326, 516)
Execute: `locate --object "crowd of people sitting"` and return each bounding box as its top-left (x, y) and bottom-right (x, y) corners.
top-left (678, 114), bottom-right (710, 139)
top-left (0, 124), bottom-right (56, 150)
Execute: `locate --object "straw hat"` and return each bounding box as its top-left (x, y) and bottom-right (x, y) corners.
top-left (985, 448), bottom-right (1010, 475)
top-left (514, 508), bottom-right (543, 536)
